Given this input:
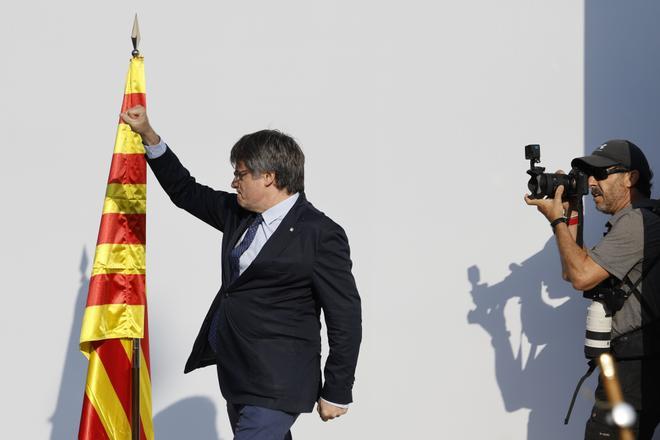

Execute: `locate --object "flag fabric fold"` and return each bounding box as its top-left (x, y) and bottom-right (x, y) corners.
top-left (79, 56), bottom-right (153, 440)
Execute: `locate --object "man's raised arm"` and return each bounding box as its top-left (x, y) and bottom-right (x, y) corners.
top-left (120, 105), bottom-right (237, 232)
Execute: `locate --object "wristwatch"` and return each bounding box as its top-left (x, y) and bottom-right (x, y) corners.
top-left (550, 216), bottom-right (568, 231)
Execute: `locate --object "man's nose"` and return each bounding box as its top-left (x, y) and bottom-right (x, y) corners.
top-left (587, 175), bottom-right (598, 186)
top-left (231, 178), bottom-right (238, 189)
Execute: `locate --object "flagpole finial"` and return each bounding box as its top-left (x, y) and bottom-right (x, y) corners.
top-left (131, 14), bottom-right (141, 57)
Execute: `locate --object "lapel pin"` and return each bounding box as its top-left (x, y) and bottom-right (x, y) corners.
top-left (289, 227), bottom-right (294, 232)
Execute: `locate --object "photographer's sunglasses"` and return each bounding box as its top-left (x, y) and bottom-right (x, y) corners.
top-left (593, 167), bottom-right (629, 181)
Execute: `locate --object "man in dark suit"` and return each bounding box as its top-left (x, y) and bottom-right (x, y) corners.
top-left (121, 106), bottom-right (362, 439)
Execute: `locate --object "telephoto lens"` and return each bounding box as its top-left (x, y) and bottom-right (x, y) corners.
top-left (585, 300), bottom-right (612, 358)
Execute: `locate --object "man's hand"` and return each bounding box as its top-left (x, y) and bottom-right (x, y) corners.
top-left (555, 169), bottom-right (581, 215)
top-left (525, 184), bottom-right (566, 222)
top-left (120, 105), bottom-right (160, 145)
top-left (317, 399), bottom-right (348, 422)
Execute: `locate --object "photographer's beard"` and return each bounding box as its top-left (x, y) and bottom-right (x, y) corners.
top-left (590, 178), bottom-right (628, 215)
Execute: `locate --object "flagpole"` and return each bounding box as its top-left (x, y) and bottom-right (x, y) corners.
top-left (132, 338), bottom-right (141, 440)
top-left (130, 14), bottom-right (141, 440)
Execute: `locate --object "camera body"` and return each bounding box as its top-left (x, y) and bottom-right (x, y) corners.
top-left (525, 144), bottom-right (589, 200)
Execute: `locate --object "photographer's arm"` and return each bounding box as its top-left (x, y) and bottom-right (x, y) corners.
top-left (525, 185), bottom-right (609, 291)
top-left (554, 222), bottom-right (608, 290)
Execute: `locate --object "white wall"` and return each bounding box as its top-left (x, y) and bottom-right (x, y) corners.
top-left (0, 1), bottom-right (595, 439)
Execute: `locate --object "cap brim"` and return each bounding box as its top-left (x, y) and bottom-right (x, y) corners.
top-left (571, 154), bottom-right (620, 173)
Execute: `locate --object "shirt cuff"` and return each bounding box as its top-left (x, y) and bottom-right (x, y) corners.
top-left (320, 398), bottom-right (350, 409)
top-left (144, 138), bottom-right (167, 159)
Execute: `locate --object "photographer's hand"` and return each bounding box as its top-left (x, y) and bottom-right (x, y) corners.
top-left (524, 185), bottom-right (566, 223)
top-left (525, 185), bottom-right (609, 291)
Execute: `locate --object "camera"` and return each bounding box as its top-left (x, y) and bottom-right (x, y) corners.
top-left (525, 144), bottom-right (589, 199)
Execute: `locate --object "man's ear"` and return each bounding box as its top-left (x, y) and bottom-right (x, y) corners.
top-left (627, 170), bottom-right (640, 188)
top-left (263, 171), bottom-right (276, 187)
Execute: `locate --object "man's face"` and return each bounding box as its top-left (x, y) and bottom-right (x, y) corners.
top-left (231, 161), bottom-right (267, 212)
top-left (587, 166), bottom-right (631, 214)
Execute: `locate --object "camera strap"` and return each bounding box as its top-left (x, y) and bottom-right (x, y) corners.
top-left (563, 196), bottom-right (593, 426)
top-left (564, 359), bottom-right (597, 425)
top-left (576, 196), bottom-right (584, 247)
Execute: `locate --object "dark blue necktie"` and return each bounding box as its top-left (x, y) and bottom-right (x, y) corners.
top-left (228, 214), bottom-right (264, 283)
top-left (208, 214), bottom-right (263, 351)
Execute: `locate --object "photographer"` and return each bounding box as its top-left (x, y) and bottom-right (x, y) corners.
top-left (525, 140), bottom-right (660, 439)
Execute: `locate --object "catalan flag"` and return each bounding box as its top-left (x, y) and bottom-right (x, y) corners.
top-left (78, 55), bottom-right (153, 440)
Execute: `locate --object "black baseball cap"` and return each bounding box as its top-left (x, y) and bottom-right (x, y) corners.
top-left (571, 139), bottom-right (652, 182)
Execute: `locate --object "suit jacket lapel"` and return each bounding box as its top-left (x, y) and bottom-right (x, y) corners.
top-left (229, 193), bottom-right (308, 289)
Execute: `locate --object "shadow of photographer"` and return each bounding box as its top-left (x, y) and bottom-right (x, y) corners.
top-left (468, 238), bottom-right (593, 440)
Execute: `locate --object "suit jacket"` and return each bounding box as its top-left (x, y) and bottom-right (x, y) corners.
top-left (147, 147), bottom-right (362, 413)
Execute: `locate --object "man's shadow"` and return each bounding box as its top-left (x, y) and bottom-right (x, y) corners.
top-left (49, 247), bottom-right (89, 440)
top-left (153, 397), bottom-right (221, 439)
top-left (49, 247), bottom-right (222, 439)
top-left (468, 238), bottom-right (594, 440)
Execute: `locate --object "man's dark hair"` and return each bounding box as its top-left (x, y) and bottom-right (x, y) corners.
top-left (230, 129), bottom-right (305, 194)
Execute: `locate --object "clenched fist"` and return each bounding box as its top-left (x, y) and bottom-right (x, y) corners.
top-left (120, 105), bottom-right (160, 145)
top-left (317, 399), bottom-right (348, 422)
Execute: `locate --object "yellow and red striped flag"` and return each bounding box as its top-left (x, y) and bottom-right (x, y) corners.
top-left (78, 55), bottom-right (153, 440)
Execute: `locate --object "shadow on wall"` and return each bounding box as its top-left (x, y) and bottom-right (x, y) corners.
top-left (49, 248), bottom-right (222, 439)
top-left (49, 247), bottom-right (90, 440)
top-left (469, 2), bottom-right (660, 438)
top-left (585, 0), bottom-right (660, 169)
top-left (586, 2), bottom-right (660, 439)
top-left (468, 238), bottom-right (593, 440)
top-left (584, 0), bottom-right (660, 231)
top-left (153, 397), bottom-right (221, 440)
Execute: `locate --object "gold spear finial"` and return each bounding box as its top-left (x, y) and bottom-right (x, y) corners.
top-left (131, 14), bottom-right (141, 57)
